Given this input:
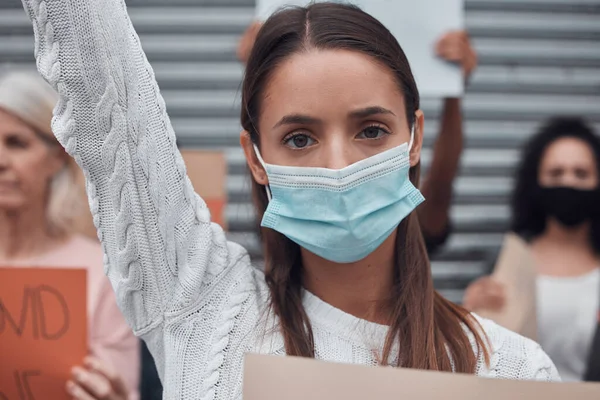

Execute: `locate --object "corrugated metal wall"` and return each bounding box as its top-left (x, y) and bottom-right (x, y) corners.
top-left (2, 0), bottom-right (599, 302)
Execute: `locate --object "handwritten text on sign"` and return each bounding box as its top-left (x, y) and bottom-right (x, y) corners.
top-left (0, 268), bottom-right (87, 400)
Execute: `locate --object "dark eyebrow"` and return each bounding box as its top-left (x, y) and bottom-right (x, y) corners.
top-left (32, 130), bottom-right (59, 147)
top-left (349, 106), bottom-right (396, 119)
top-left (273, 114), bottom-right (322, 129)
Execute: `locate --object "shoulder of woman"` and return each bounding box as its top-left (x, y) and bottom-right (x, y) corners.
top-left (66, 234), bottom-right (103, 257)
top-left (55, 235), bottom-right (104, 273)
top-left (470, 314), bottom-right (561, 382)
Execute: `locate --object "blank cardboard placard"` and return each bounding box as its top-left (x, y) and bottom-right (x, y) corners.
top-left (475, 233), bottom-right (537, 341)
top-left (255, 0), bottom-right (464, 97)
top-left (0, 268), bottom-right (87, 400)
top-left (180, 150), bottom-right (228, 229)
top-left (244, 354), bottom-right (600, 400)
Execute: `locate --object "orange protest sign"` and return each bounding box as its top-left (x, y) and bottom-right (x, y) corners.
top-left (0, 268), bottom-right (87, 400)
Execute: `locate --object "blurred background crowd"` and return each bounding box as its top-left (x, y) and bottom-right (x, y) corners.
top-left (0, 0), bottom-right (599, 398)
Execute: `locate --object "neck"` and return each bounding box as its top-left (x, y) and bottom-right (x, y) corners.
top-left (301, 232), bottom-right (396, 325)
top-left (531, 219), bottom-right (599, 276)
top-left (0, 205), bottom-right (62, 261)
top-left (538, 219), bottom-right (592, 250)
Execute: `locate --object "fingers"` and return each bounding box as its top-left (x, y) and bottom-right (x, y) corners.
top-left (67, 380), bottom-right (97, 400)
top-left (463, 277), bottom-right (485, 310)
top-left (70, 366), bottom-right (114, 400)
top-left (462, 281), bottom-right (482, 311)
top-left (67, 358), bottom-right (128, 400)
top-left (463, 277), bottom-right (506, 311)
top-left (84, 357), bottom-right (129, 396)
top-left (237, 21), bottom-right (263, 63)
top-left (462, 45), bottom-right (478, 79)
top-left (487, 281), bottom-right (506, 310)
top-left (436, 46), bottom-right (463, 62)
top-left (436, 30), bottom-right (478, 79)
top-left (435, 30), bottom-right (467, 55)
top-left (67, 379), bottom-right (109, 400)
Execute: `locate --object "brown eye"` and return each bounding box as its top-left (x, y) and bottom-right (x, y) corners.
top-left (284, 133), bottom-right (315, 149)
top-left (293, 135), bottom-right (308, 147)
top-left (548, 168), bottom-right (563, 178)
top-left (6, 135), bottom-right (29, 149)
top-left (575, 168), bottom-right (590, 180)
top-left (357, 125), bottom-right (390, 140)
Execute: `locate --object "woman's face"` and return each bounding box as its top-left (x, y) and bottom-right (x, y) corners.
top-left (538, 137), bottom-right (598, 190)
top-left (0, 108), bottom-right (65, 212)
top-left (242, 49), bottom-right (424, 183)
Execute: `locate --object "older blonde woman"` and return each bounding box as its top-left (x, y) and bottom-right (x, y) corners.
top-left (0, 71), bottom-right (140, 400)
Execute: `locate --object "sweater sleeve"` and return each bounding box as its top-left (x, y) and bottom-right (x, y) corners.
top-left (21, 0), bottom-right (244, 334)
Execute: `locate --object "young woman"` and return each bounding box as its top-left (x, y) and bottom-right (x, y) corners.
top-left (0, 71), bottom-right (140, 399)
top-left (21, 1), bottom-right (559, 398)
top-left (239, 6), bottom-right (477, 256)
top-left (464, 117), bottom-right (600, 382)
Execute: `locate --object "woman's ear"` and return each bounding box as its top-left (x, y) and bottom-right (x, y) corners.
top-left (410, 110), bottom-right (425, 167)
top-left (240, 130), bottom-right (269, 185)
top-left (47, 145), bottom-right (69, 178)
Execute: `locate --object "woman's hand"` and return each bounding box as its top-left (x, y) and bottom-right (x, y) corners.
top-left (436, 30), bottom-right (478, 81)
top-left (462, 276), bottom-right (506, 312)
top-left (237, 22), bottom-right (263, 63)
top-left (67, 357), bottom-right (129, 400)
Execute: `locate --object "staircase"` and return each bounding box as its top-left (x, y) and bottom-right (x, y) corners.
top-left (2, 0), bottom-right (599, 303)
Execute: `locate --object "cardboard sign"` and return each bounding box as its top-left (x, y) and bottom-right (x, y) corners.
top-left (72, 167), bottom-right (97, 241)
top-left (0, 268), bottom-right (87, 400)
top-left (244, 354), bottom-right (600, 399)
top-left (255, 0), bottom-right (465, 97)
top-left (73, 149), bottom-right (228, 238)
top-left (475, 233), bottom-right (538, 340)
top-left (180, 150), bottom-right (228, 229)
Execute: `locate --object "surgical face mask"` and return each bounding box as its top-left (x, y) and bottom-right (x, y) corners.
top-left (253, 127), bottom-right (424, 263)
top-left (539, 186), bottom-right (600, 227)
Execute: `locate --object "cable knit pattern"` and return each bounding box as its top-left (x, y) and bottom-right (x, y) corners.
top-left (21, 0), bottom-right (560, 398)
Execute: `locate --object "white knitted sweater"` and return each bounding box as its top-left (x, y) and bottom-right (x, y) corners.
top-left (21, 0), bottom-right (560, 398)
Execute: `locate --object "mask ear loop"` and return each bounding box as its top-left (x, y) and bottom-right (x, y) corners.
top-left (408, 124), bottom-right (415, 152)
top-left (252, 144), bottom-right (273, 202)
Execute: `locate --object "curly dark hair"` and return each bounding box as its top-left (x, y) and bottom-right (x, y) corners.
top-left (510, 116), bottom-right (600, 253)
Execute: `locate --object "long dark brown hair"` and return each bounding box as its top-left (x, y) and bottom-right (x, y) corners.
top-left (241, 2), bottom-right (489, 372)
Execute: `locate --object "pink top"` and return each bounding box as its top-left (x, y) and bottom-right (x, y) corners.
top-left (2, 235), bottom-right (140, 399)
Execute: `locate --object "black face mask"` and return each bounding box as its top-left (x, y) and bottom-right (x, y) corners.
top-left (539, 186), bottom-right (600, 227)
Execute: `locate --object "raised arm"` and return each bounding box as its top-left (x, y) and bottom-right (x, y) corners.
top-left (418, 97), bottom-right (463, 244)
top-left (21, 0), bottom-right (241, 333)
top-left (418, 31), bottom-right (477, 252)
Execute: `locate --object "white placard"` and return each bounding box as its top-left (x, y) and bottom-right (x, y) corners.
top-left (256, 0), bottom-right (349, 21)
top-left (256, 0), bottom-right (305, 20)
top-left (255, 0), bottom-right (465, 98)
top-left (359, 0), bottom-right (464, 97)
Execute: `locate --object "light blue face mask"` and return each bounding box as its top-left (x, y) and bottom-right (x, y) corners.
top-left (253, 127), bottom-right (425, 263)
